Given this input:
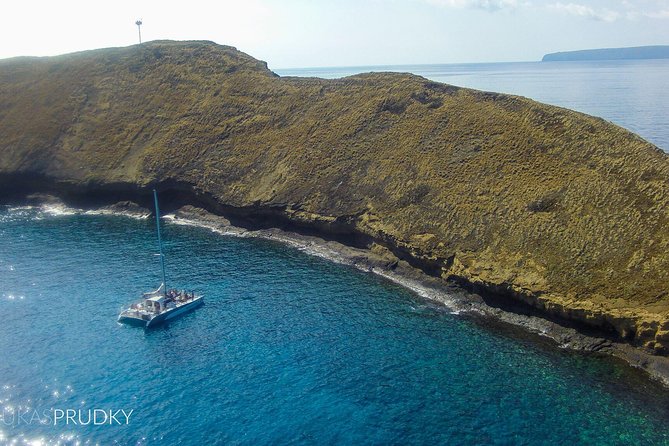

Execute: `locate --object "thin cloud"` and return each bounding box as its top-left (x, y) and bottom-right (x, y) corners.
top-left (549, 2), bottom-right (620, 21)
top-left (619, 0), bottom-right (669, 19)
top-left (644, 8), bottom-right (669, 18)
top-left (422, 0), bottom-right (523, 12)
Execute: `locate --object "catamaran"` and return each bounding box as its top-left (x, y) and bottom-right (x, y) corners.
top-left (118, 189), bottom-right (203, 328)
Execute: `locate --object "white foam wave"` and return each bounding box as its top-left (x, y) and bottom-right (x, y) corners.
top-left (6, 206), bottom-right (36, 212)
top-left (5, 202), bottom-right (150, 221)
top-left (39, 203), bottom-right (80, 216)
top-left (163, 214), bottom-right (248, 237)
top-left (372, 269), bottom-right (465, 312)
top-left (84, 208), bottom-right (149, 220)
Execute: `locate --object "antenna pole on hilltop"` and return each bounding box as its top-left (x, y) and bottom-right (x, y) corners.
top-left (135, 19), bottom-right (143, 44)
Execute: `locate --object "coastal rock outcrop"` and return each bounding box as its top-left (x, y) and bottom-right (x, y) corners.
top-left (1, 41), bottom-right (668, 352)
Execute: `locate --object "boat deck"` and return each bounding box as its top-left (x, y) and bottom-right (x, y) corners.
top-left (118, 290), bottom-right (203, 327)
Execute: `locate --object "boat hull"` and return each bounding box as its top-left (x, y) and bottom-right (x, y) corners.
top-left (145, 296), bottom-right (204, 328)
top-left (117, 314), bottom-right (150, 327)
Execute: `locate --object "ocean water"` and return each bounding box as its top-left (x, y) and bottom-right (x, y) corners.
top-left (1, 206), bottom-right (669, 445)
top-left (275, 59), bottom-right (669, 152)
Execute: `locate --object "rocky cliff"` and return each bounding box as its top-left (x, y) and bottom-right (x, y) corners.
top-left (1, 41), bottom-right (668, 352)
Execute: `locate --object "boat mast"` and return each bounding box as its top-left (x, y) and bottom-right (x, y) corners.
top-left (153, 189), bottom-right (167, 296)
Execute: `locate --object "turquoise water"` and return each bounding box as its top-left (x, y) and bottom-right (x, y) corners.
top-left (275, 59), bottom-right (669, 152)
top-left (1, 206), bottom-right (669, 445)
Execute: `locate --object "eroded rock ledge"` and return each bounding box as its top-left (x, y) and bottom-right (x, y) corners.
top-left (0, 41), bottom-right (668, 358)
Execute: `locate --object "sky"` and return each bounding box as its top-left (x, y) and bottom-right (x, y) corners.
top-left (0, 0), bottom-right (668, 68)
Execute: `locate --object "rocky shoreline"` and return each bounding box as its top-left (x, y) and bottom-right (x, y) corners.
top-left (160, 204), bottom-right (669, 388)
top-left (10, 193), bottom-right (669, 389)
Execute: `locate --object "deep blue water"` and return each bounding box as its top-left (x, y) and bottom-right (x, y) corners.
top-left (275, 59), bottom-right (669, 152)
top-left (1, 206), bottom-right (669, 445)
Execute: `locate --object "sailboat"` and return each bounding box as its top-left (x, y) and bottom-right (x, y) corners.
top-left (118, 189), bottom-right (204, 328)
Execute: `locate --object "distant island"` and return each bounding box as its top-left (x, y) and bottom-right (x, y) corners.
top-left (542, 45), bottom-right (669, 62)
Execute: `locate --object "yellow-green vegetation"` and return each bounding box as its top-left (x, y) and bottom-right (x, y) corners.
top-left (1, 41), bottom-right (668, 352)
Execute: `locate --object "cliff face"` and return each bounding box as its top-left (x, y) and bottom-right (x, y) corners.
top-left (1, 41), bottom-right (668, 351)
